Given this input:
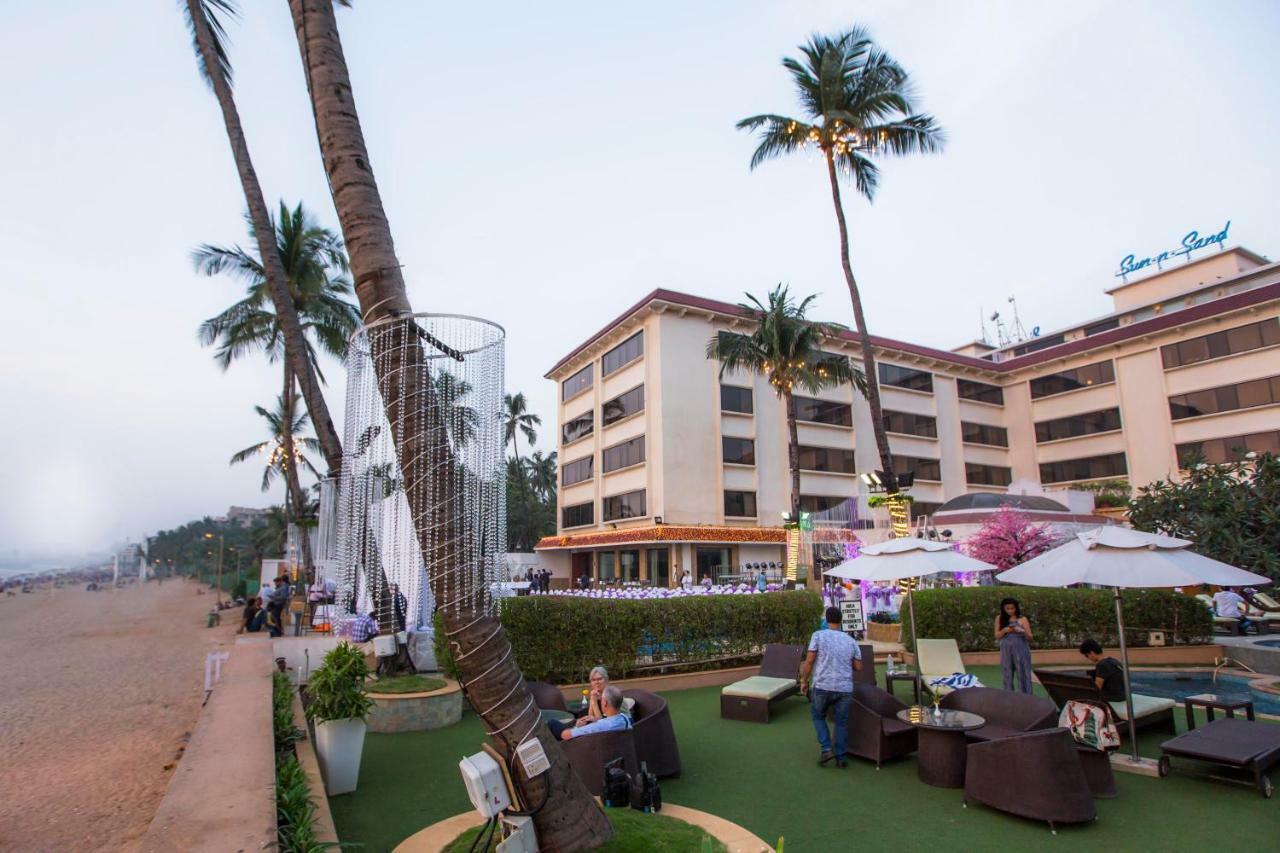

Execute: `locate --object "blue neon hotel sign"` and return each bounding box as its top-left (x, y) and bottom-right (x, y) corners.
top-left (1115, 221), bottom-right (1231, 280)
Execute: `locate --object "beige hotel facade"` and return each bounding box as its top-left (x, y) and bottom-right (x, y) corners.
top-left (533, 247), bottom-right (1280, 586)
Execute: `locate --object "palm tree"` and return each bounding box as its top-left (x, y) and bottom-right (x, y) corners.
top-left (285, 2), bottom-right (610, 844)
top-left (501, 392), bottom-right (541, 464)
top-left (180, 0), bottom-right (345, 476)
top-left (435, 373), bottom-right (479, 451)
top-left (706, 285), bottom-right (863, 519)
top-left (737, 28), bottom-right (944, 526)
top-left (526, 450), bottom-right (558, 502)
top-left (230, 395), bottom-right (322, 495)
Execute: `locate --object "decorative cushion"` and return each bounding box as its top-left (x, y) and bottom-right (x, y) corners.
top-left (621, 697), bottom-right (637, 717)
top-left (1109, 693), bottom-right (1176, 720)
top-left (722, 676), bottom-right (796, 700)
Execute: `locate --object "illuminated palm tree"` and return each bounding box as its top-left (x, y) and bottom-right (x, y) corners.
top-left (738, 28), bottom-right (944, 526)
top-left (230, 395), bottom-right (321, 499)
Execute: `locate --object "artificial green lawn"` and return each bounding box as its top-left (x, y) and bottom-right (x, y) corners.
top-left (330, 665), bottom-right (1278, 853)
top-left (367, 674), bottom-right (447, 694)
top-left (444, 808), bottom-right (725, 852)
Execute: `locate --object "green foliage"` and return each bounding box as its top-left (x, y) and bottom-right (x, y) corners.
top-left (367, 674), bottom-right (446, 694)
top-left (506, 457), bottom-right (555, 551)
top-left (305, 642), bottom-right (375, 724)
top-left (906, 586), bottom-right (1211, 653)
top-left (866, 494), bottom-right (913, 508)
top-left (867, 610), bottom-right (899, 624)
top-left (273, 670), bottom-right (302, 753)
top-left (276, 753), bottom-right (340, 852)
top-left (1075, 478), bottom-right (1132, 509)
top-left (148, 514), bottom-right (273, 580)
top-left (445, 806), bottom-right (726, 852)
top-left (1128, 453), bottom-right (1280, 581)
top-left (438, 592), bottom-right (822, 683)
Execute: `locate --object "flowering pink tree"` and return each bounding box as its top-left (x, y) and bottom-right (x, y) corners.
top-left (965, 507), bottom-right (1057, 571)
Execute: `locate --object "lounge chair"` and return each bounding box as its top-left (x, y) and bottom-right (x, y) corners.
top-left (964, 728), bottom-right (1097, 832)
top-left (1160, 717), bottom-right (1280, 798)
top-left (916, 639), bottom-right (976, 696)
top-left (1198, 594), bottom-right (1247, 634)
top-left (1197, 593), bottom-right (1272, 634)
top-left (720, 644), bottom-right (803, 723)
top-left (846, 684), bottom-right (918, 768)
top-left (1033, 668), bottom-right (1176, 735)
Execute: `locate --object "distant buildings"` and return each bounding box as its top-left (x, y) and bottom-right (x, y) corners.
top-left (212, 506), bottom-right (271, 528)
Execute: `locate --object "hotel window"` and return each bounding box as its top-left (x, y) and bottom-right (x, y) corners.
top-left (1040, 452), bottom-right (1127, 484)
top-left (800, 494), bottom-right (848, 513)
top-left (1161, 318), bottom-right (1280, 369)
top-left (879, 363), bottom-right (934, 393)
top-left (602, 436), bottom-right (645, 473)
top-left (1011, 333), bottom-right (1066, 356)
top-left (720, 385), bottom-right (754, 414)
top-left (1177, 430), bottom-right (1280, 466)
top-left (883, 410), bottom-right (937, 438)
top-left (794, 395), bottom-right (853, 426)
top-left (619, 550), bottom-right (640, 582)
top-left (602, 331), bottom-right (643, 376)
top-left (602, 489), bottom-right (646, 521)
top-left (722, 436), bottom-right (756, 465)
top-left (966, 462), bottom-right (1012, 487)
top-left (798, 445), bottom-right (857, 474)
top-left (961, 421), bottom-right (1009, 447)
top-left (1168, 375), bottom-right (1280, 420)
top-left (1083, 318), bottom-right (1121, 337)
top-left (893, 455), bottom-right (941, 481)
top-left (1034, 407), bottom-right (1123, 442)
top-left (561, 364), bottom-right (592, 401)
top-left (724, 490), bottom-right (757, 518)
top-left (561, 456), bottom-right (593, 487)
top-left (957, 379), bottom-right (1004, 405)
top-left (602, 385), bottom-right (644, 427)
top-left (1029, 360), bottom-right (1115, 399)
top-left (561, 411), bottom-right (594, 444)
top-left (562, 501), bottom-right (594, 528)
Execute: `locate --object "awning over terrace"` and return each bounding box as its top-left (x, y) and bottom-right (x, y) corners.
top-left (534, 524), bottom-right (788, 550)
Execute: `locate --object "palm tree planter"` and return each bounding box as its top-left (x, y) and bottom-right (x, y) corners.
top-left (738, 29), bottom-right (943, 537)
top-left (305, 642), bottom-right (374, 795)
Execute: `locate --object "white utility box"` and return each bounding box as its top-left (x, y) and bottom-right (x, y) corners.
top-left (459, 752), bottom-right (510, 817)
top-left (497, 815), bottom-right (538, 852)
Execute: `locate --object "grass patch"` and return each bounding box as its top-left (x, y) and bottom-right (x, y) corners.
top-left (368, 674), bottom-right (447, 694)
top-left (444, 808), bottom-right (726, 852)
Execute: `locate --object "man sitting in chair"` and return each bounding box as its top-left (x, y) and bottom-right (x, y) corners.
top-left (549, 685), bottom-right (631, 741)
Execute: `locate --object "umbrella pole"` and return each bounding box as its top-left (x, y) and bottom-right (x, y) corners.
top-left (908, 581), bottom-right (920, 679)
top-left (1113, 588), bottom-right (1140, 762)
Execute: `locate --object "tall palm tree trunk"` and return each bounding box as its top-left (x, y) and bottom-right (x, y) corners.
top-left (286, 2), bottom-right (610, 847)
top-left (185, 0), bottom-right (343, 477)
top-left (784, 390), bottom-right (801, 518)
top-left (280, 368), bottom-right (315, 582)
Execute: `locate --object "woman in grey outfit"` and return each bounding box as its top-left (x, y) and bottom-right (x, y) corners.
top-left (995, 597), bottom-right (1034, 694)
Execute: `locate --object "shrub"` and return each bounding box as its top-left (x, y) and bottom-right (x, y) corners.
top-left (305, 642), bottom-right (375, 724)
top-left (367, 674), bottom-right (446, 694)
top-left (272, 671), bottom-right (301, 755)
top-left (906, 586), bottom-right (1211, 652)
top-left (868, 610), bottom-right (899, 624)
top-left (436, 591), bottom-right (822, 683)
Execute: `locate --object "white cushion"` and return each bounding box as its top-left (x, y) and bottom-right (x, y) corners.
top-left (722, 676), bottom-right (795, 700)
top-left (1109, 693), bottom-right (1176, 721)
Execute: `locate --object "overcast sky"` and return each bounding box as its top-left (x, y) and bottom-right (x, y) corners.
top-left (1, 1), bottom-right (1277, 558)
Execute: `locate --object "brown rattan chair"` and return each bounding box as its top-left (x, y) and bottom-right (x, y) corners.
top-left (1033, 668), bottom-right (1176, 736)
top-left (963, 728), bottom-right (1097, 833)
top-left (622, 688), bottom-right (682, 778)
top-left (847, 684), bottom-right (918, 768)
top-left (855, 644), bottom-right (876, 686)
top-left (940, 687), bottom-right (1058, 742)
top-left (527, 680), bottom-right (569, 713)
top-left (559, 726), bottom-right (639, 797)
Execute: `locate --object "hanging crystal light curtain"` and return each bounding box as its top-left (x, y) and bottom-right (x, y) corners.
top-left (336, 314), bottom-right (506, 633)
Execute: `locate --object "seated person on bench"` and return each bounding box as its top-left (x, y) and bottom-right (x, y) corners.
top-left (549, 686), bottom-right (631, 740)
top-left (1079, 638), bottom-right (1125, 701)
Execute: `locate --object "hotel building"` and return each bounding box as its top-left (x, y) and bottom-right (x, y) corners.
top-left (534, 246), bottom-right (1280, 585)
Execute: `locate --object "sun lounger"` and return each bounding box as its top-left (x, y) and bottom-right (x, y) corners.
top-left (916, 639), bottom-right (974, 696)
top-left (1160, 717), bottom-right (1280, 797)
top-left (1033, 668), bottom-right (1176, 735)
top-left (720, 644), bottom-right (803, 723)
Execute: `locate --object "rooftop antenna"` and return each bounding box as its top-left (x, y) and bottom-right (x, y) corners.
top-left (991, 309), bottom-right (1011, 347)
top-left (978, 307), bottom-right (992, 346)
top-left (1006, 296), bottom-right (1030, 343)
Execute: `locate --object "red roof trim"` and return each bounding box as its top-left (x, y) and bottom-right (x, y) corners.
top-left (546, 282), bottom-right (1280, 379)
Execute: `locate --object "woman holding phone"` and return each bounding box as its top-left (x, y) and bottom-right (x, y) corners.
top-left (995, 597), bottom-right (1034, 694)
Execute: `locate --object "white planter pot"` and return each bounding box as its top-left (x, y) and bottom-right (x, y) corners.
top-left (314, 718), bottom-right (366, 795)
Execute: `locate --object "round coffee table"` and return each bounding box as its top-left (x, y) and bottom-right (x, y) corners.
top-left (896, 706), bottom-right (986, 788)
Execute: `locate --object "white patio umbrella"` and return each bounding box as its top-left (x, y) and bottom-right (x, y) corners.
top-left (997, 526), bottom-right (1270, 761)
top-left (825, 538), bottom-right (997, 674)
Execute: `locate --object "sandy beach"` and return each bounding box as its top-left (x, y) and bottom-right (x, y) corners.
top-left (0, 580), bottom-right (237, 852)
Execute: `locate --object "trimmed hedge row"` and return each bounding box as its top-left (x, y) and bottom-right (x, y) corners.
top-left (906, 586), bottom-right (1212, 653)
top-left (436, 591), bottom-right (822, 684)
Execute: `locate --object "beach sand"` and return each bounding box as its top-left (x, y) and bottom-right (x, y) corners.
top-left (0, 580), bottom-right (238, 852)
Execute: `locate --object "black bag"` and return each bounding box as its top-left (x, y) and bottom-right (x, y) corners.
top-left (628, 761), bottom-right (661, 813)
top-left (602, 757), bottom-right (631, 808)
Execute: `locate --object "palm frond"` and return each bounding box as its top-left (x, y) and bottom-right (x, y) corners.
top-left (182, 0), bottom-right (238, 90)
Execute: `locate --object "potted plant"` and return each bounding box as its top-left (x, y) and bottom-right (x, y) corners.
top-left (305, 642), bottom-right (374, 795)
top-left (865, 610), bottom-right (902, 644)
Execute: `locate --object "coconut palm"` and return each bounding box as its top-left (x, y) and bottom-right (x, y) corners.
top-left (737, 28), bottom-right (944, 522)
top-left (526, 450), bottom-right (558, 502)
top-left (501, 392), bottom-right (541, 464)
top-left (435, 373), bottom-right (479, 451)
top-left (706, 285), bottom-right (863, 519)
top-left (180, 0), bottom-right (344, 476)
top-left (285, 2), bottom-right (609, 843)
top-left (230, 395), bottom-right (322, 494)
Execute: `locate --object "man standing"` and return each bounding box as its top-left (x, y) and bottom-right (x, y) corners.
top-left (800, 606), bottom-right (863, 768)
top-left (266, 576), bottom-right (289, 638)
top-left (1213, 586), bottom-right (1255, 635)
top-left (390, 582), bottom-right (408, 633)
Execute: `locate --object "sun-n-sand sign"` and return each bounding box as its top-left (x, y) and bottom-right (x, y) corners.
top-left (1115, 221), bottom-right (1231, 281)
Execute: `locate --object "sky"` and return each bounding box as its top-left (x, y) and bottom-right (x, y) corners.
top-left (1, 1), bottom-right (1277, 558)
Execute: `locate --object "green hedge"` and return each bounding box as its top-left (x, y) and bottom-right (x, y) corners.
top-left (905, 586), bottom-right (1212, 653)
top-left (436, 591), bottom-right (822, 684)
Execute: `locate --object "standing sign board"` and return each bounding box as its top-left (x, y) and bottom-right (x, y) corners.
top-left (840, 599), bottom-right (865, 634)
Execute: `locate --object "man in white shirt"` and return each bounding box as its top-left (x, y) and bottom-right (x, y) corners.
top-left (1213, 587), bottom-right (1255, 635)
top-left (800, 606), bottom-right (863, 768)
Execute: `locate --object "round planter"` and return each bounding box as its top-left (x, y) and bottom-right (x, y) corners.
top-left (867, 621), bottom-right (903, 644)
top-left (366, 679), bottom-right (463, 733)
top-left (314, 717), bottom-right (366, 795)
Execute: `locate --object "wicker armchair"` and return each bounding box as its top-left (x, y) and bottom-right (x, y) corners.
top-left (940, 687), bottom-right (1058, 742)
top-left (622, 688), bottom-right (682, 778)
top-left (963, 728), bottom-right (1096, 833)
top-left (559, 726), bottom-right (639, 797)
top-left (527, 680), bottom-right (569, 713)
top-left (847, 684), bottom-right (917, 768)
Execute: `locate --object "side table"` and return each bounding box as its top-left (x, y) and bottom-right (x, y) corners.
top-left (885, 670), bottom-right (923, 705)
top-left (1183, 693), bottom-right (1255, 730)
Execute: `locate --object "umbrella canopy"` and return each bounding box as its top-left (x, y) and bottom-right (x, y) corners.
top-left (824, 537), bottom-right (996, 581)
top-left (996, 526), bottom-right (1271, 589)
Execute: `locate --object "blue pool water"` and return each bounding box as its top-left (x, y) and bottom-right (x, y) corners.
top-left (1127, 671), bottom-right (1280, 716)
top-left (1255, 639), bottom-right (1280, 649)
